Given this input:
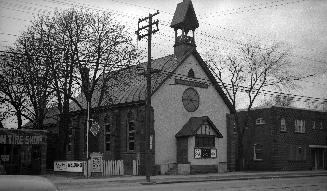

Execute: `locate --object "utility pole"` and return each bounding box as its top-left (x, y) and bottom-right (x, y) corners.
top-left (135, 10), bottom-right (159, 183)
top-left (86, 100), bottom-right (90, 178)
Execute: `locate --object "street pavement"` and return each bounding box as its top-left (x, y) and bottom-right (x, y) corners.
top-left (52, 176), bottom-right (327, 191)
top-left (44, 170), bottom-right (327, 191)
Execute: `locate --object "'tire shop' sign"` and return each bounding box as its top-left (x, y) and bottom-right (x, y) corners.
top-left (0, 134), bottom-right (44, 145)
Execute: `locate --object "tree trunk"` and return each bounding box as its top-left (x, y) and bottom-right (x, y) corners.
top-left (57, 100), bottom-right (71, 160)
top-left (16, 109), bottom-right (23, 129)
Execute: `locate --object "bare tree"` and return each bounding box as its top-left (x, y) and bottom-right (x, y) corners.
top-left (54, 9), bottom-right (140, 108)
top-left (13, 27), bottom-right (55, 130)
top-left (260, 95), bottom-right (293, 107)
top-left (207, 41), bottom-right (296, 170)
top-left (51, 8), bottom-right (139, 159)
top-left (12, 8), bottom-right (140, 159)
top-left (0, 52), bottom-right (32, 129)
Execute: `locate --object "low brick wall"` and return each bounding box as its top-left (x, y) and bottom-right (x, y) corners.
top-left (190, 165), bottom-right (218, 174)
top-left (177, 164), bottom-right (190, 175)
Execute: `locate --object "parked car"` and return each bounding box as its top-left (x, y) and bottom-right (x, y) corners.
top-left (0, 175), bottom-right (58, 191)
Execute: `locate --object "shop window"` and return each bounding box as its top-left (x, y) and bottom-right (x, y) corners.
top-left (195, 135), bottom-right (215, 148)
top-left (255, 118), bottom-right (265, 125)
top-left (105, 124), bottom-right (111, 151)
top-left (280, 118), bottom-right (287, 132)
top-left (253, 143), bottom-right (263, 161)
top-left (127, 111), bottom-right (135, 152)
top-left (295, 119), bottom-right (305, 133)
top-left (188, 68), bottom-right (195, 78)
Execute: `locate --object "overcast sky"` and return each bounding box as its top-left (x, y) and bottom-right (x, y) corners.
top-left (1, 0), bottom-right (326, 127)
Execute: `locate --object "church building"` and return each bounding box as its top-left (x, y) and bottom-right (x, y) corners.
top-left (66, 0), bottom-right (233, 175)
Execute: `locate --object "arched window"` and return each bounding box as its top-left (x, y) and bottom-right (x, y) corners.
top-left (104, 113), bottom-right (112, 151)
top-left (280, 118), bottom-right (287, 132)
top-left (188, 68), bottom-right (195, 78)
top-left (127, 111), bottom-right (136, 151)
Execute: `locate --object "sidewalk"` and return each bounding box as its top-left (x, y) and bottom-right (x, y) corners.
top-left (45, 170), bottom-right (327, 186)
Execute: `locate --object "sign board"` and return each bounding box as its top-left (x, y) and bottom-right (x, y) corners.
top-left (211, 149), bottom-right (217, 158)
top-left (0, 135), bottom-right (44, 145)
top-left (194, 148), bottom-right (201, 159)
top-left (54, 161), bottom-right (84, 172)
top-left (90, 120), bottom-right (101, 136)
top-left (194, 148), bottom-right (217, 159)
top-left (1, 155), bottom-right (9, 162)
top-left (90, 152), bottom-right (103, 172)
top-left (150, 135), bottom-right (153, 150)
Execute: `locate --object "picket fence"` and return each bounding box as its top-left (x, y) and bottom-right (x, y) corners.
top-left (83, 159), bottom-right (138, 177)
top-left (102, 160), bottom-right (124, 176)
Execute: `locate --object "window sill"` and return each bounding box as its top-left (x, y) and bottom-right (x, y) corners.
top-left (280, 130), bottom-right (287, 133)
top-left (253, 159), bottom-right (263, 162)
top-left (294, 132), bottom-right (306, 134)
top-left (288, 160), bottom-right (306, 162)
top-left (194, 146), bottom-right (216, 149)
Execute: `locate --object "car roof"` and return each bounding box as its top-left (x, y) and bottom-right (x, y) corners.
top-left (0, 175), bottom-right (57, 191)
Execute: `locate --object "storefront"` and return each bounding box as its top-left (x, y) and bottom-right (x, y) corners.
top-left (0, 129), bottom-right (47, 175)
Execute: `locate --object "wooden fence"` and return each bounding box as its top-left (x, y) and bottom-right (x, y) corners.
top-left (84, 159), bottom-right (139, 177)
top-left (102, 160), bottom-right (124, 176)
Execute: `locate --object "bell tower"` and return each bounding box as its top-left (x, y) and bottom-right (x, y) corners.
top-left (171, 0), bottom-right (199, 58)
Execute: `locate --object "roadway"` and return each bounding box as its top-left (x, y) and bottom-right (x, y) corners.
top-left (57, 176), bottom-right (327, 191)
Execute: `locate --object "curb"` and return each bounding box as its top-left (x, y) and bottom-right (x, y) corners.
top-left (53, 172), bottom-right (327, 186)
top-left (153, 173), bottom-right (327, 185)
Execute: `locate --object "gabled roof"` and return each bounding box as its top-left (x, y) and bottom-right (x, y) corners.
top-left (170, 0), bottom-right (199, 30)
top-left (70, 48), bottom-right (233, 113)
top-left (70, 54), bottom-right (182, 111)
top-left (175, 116), bottom-right (223, 138)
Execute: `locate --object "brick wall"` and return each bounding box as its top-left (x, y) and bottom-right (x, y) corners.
top-left (65, 103), bottom-right (156, 174)
top-left (230, 106), bottom-right (327, 171)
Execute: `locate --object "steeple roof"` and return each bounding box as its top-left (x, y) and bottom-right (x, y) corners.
top-left (170, 0), bottom-right (199, 31)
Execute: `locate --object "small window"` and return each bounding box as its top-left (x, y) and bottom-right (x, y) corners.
top-left (312, 121), bottom-right (316, 129)
top-left (253, 143), bottom-right (263, 161)
top-left (255, 118), bottom-right (265, 125)
top-left (105, 124), bottom-right (111, 151)
top-left (67, 126), bottom-right (73, 152)
top-left (280, 118), bottom-right (287, 132)
top-left (233, 121), bottom-right (236, 132)
top-left (187, 69), bottom-right (195, 78)
top-left (127, 111), bottom-right (136, 152)
top-left (295, 119), bottom-right (305, 133)
top-left (195, 135), bottom-right (215, 148)
top-left (319, 121), bottom-right (323, 129)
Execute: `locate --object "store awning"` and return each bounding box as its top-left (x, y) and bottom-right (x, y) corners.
top-left (309, 145), bottom-right (327, 149)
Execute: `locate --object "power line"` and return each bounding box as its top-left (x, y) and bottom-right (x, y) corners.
top-left (202, 0), bottom-right (306, 18)
top-left (100, 0), bottom-right (323, 56)
top-left (158, 68), bottom-right (327, 103)
top-left (2, 0), bottom-right (326, 65)
top-left (1, 1), bottom-right (326, 84)
top-left (0, 48), bottom-right (325, 105)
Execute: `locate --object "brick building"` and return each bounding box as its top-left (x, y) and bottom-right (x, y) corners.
top-left (63, 0), bottom-right (233, 175)
top-left (228, 106), bottom-right (327, 171)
